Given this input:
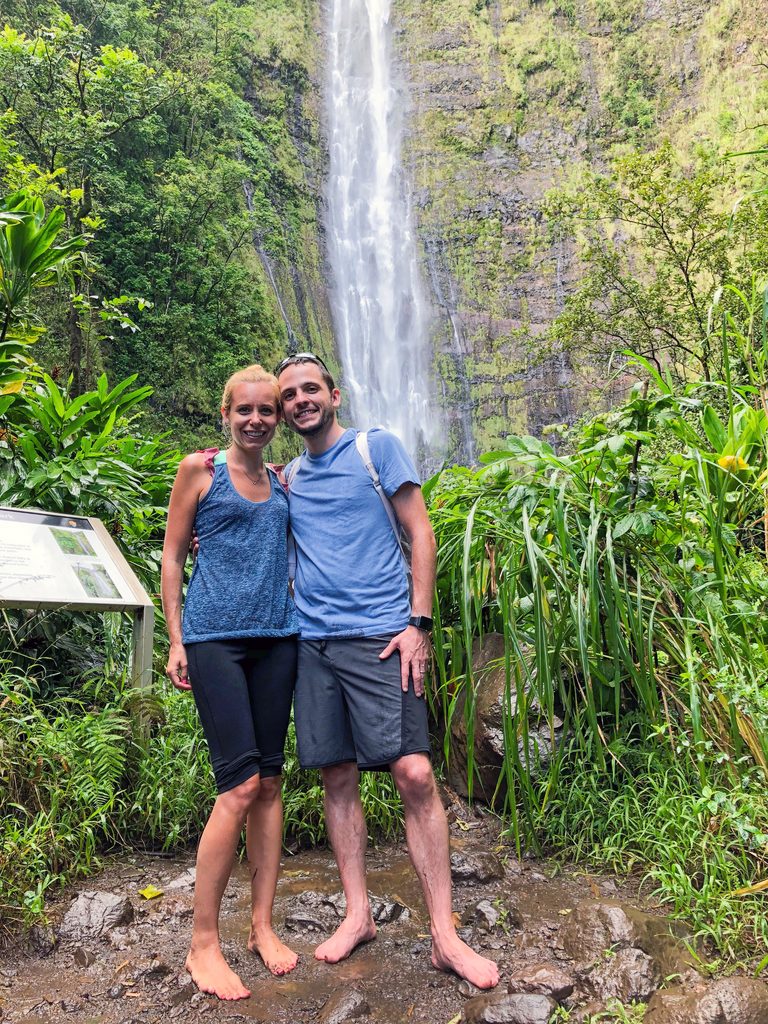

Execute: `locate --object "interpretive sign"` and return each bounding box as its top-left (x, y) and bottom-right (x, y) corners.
top-left (0, 506), bottom-right (155, 687)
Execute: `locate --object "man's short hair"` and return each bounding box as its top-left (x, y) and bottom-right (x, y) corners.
top-left (276, 353), bottom-right (336, 392)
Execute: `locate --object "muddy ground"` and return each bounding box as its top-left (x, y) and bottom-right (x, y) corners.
top-left (0, 801), bottom-right (721, 1024)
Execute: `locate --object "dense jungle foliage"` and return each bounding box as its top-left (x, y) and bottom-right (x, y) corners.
top-left (2, 0), bottom-right (768, 979)
top-left (0, 0), bottom-right (328, 453)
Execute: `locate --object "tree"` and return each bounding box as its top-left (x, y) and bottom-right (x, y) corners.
top-left (543, 142), bottom-right (767, 382)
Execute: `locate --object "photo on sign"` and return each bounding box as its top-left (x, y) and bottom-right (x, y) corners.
top-left (73, 563), bottom-right (121, 600)
top-left (50, 528), bottom-right (97, 557)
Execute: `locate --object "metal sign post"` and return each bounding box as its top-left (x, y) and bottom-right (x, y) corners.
top-left (0, 507), bottom-right (155, 688)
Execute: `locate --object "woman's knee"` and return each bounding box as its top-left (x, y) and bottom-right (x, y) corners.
top-left (255, 774), bottom-right (282, 802)
top-left (219, 772), bottom-right (261, 813)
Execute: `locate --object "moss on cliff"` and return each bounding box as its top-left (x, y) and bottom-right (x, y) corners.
top-left (395, 0), bottom-right (768, 455)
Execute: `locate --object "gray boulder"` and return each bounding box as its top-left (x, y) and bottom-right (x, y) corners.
top-left (508, 965), bottom-right (574, 1000)
top-left (581, 947), bottom-right (660, 1003)
top-left (451, 849), bottom-right (505, 883)
top-left (645, 977), bottom-right (768, 1024)
top-left (319, 988), bottom-right (369, 1024)
top-left (559, 900), bottom-right (696, 979)
top-left (462, 992), bottom-right (557, 1024)
top-left (59, 891), bottom-right (134, 940)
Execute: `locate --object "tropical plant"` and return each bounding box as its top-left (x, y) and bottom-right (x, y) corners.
top-left (0, 191), bottom-right (85, 410)
top-left (428, 353), bottom-right (768, 957)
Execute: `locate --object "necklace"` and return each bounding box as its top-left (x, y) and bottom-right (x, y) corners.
top-left (232, 462), bottom-right (266, 487)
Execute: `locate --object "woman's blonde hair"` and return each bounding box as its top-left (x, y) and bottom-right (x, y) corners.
top-left (221, 364), bottom-right (280, 413)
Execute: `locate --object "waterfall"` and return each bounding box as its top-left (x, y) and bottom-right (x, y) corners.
top-left (325, 0), bottom-right (440, 460)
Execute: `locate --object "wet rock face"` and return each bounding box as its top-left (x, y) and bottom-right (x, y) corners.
top-left (462, 991), bottom-right (557, 1024)
top-left (645, 977), bottom-right (768, 1024)
top-left (59, 891), bottom-right (134, 940)
top-left (447, 633), bottom-right (562, 805)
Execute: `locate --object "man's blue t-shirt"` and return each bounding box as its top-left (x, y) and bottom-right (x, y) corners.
top-left (287, 427), bottom-right (419, 639)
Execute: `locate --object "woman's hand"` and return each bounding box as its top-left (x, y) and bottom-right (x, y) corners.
top-left (167, 642), bottom-right (191, 691)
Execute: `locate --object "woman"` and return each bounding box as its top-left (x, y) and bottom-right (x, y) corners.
top-left (161, 364), bottom-right (298, 1001)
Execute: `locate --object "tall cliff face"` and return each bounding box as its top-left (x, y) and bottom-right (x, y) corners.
top-left (386, 0), bottom-right (768, 455)
top-left (237, 1), bottom-right (336, 377)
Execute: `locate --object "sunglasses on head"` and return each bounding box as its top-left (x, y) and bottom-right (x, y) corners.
top-left (275, 352), bottom-right (330, 375)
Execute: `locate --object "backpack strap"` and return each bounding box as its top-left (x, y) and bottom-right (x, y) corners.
top-left (281, 456), bottom-right (303, 583)
top-left (355, 430), bottom-right (412, 588)
top-left (285, 454), bottom-right (304, 487)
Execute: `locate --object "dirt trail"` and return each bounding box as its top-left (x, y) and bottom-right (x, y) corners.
top-left (3, 811), bottom-right (765, 1024)
top-left (0, 814), bottom-right (694, 1024)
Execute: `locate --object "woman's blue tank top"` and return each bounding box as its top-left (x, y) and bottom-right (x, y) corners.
top-left (182, 454), bottom-right (298, 644)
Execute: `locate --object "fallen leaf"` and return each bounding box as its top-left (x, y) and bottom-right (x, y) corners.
top-left (138, 884), bottom-right (163, 900)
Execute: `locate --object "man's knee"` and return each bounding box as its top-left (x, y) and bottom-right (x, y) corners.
top-left (321, 762), bottom-right (359, 800)
top-left (391, 753), bottom-right (435, 802)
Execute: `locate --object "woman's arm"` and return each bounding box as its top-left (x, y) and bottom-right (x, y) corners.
top-left (161, 455), bottom-right (208, 690)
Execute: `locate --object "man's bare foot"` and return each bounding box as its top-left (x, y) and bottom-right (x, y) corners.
top-left (431, 933), bottom-right (499, 990)
top-left (247, 924), bottom-right (299, 976)
top-left (185, 946), bottom-right (251, 1000)
top-left (314, 915), bottom-right (377, 963)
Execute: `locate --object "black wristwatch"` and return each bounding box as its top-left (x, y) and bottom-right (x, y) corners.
top-left (408, 615), bottom-right (433, 632)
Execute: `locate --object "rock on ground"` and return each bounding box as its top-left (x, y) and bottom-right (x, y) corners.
top-left (508, 965), bottom-right (574, 1000)
top-left (319, 988), bottom-right (369, 1024)
top-left (645, 977), bottom-right (768, 1024)
top-left (59, 892), bottom-right (134, 940)
top-left (462, 991), bottom-right (557, 1024)
top-left (580, 946), bottom-right (660, 1003)
top-left (559, 900), bottom-right (697, 979)
top-left (450, 849), bottom-right (505, 883)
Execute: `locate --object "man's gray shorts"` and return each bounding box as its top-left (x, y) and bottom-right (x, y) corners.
top-left (294, 636), bottom-right (431, 770)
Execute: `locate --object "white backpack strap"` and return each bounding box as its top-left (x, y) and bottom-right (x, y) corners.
top-left (285, 453), bottom-right (303, 487)
top-left (284, 455), bottom-right (303, 581)
top-left (355, 431), bottom-right (411, 584)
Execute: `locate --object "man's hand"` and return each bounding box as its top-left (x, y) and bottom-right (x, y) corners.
top-left (166, 642), bottom-right (191, 691)
top-left (379, 625), bottom-right (431, 696)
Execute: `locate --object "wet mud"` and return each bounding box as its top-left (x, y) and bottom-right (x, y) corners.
top-left (0, 810), bottom-right (726, 1024)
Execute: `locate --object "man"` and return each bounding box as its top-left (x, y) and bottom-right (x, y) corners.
top-left (278, 353), bottom-right (499, 990)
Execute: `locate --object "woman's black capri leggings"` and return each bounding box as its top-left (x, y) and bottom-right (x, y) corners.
top-left (186, 635), bottom-right (297, 794)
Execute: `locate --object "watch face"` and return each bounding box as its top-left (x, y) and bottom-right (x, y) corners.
top-left (409, 615), bottom-right (433, 631)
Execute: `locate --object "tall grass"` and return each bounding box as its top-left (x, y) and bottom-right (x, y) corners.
top-left (429, 298), bottom-right (768, 957)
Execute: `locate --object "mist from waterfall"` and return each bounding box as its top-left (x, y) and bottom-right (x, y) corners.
top-left (324, 0), bottom-right (440, 461)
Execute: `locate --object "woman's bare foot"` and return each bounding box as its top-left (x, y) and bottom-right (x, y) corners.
top-left (314, 915), bottom-right (377, 963)
top-left (431, 933), bottom-right (499, 990)
top-left (185, 945), bottom-right (251, 1000)
top-left (247, 924), bottom-right (299, 976)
